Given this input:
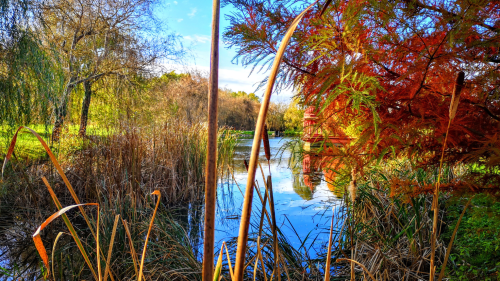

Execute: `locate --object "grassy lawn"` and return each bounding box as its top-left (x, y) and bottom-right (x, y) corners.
top-left (0, 124), bottom-right (108, 160)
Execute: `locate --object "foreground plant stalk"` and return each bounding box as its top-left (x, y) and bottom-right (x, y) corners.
top-left (232, 2), bottom-right (317, 280)
top-left (430, 71), bottom-right (465, 280)
top-left (202, 0), bottom-right (220, 279)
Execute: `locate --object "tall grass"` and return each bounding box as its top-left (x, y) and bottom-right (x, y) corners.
top-left (1, 120), bottom-right (237, 206)
top-left (327, 160), bottom-right (468, 280)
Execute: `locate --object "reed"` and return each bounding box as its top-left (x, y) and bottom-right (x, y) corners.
top-left (430, 71), bottom-right (465, 280)
top-left (1, 121), bottom-right (237, 208)
top-left (0, 122), bottom-right (236, 280)
top-left (202, 0), bottom-right (221, 278)
top-left (233, 3), bottom-right (318, 280)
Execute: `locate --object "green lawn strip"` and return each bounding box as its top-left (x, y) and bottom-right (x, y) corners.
top-left (0, 124), bottom-right (110, 160)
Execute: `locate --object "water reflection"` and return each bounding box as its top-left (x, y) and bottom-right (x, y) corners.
top-left (211, 137), bottom-right (343, 255)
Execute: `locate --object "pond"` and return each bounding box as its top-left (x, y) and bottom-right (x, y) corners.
top-left (210, 137), bottom-right (344, 256)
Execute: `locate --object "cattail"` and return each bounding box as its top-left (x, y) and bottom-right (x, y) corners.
top-left (243, 159), bottom-right (249, 172)
top-left (449, 71), bottom-right (465, 121)
top-left (348, 167), bottom-right (357, 203)
top-left (262, 124), bottom-right (271, 161)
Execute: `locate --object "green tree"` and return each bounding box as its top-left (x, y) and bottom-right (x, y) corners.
top-left (283, 98), bottom-right (304, 131)
top-left (0, 0), bottom-right (64, 129)
top-left (32, 0), bottom-right (183, 139)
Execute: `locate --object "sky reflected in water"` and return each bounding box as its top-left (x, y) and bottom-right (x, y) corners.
top-left (213, 137), bottom-right (344, 255)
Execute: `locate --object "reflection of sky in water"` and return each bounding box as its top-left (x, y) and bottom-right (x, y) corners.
top-left (214, 137), bottom-right (343, 256)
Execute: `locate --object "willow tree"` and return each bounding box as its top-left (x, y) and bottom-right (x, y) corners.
top-left (224, 0), bottom-right (500, 188)
top-left (32, 0), bottom-right (182, 139)
top-left (0, 0), bottom-right (64, 130)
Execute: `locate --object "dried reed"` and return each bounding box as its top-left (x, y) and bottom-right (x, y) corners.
top-left (430, 71), bottom-right (465, 280)
top-left (233, 2), bottom-right (318, 280)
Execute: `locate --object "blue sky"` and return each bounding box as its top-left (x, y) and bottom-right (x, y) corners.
top-left (155, 0), bottom-right (294, 102)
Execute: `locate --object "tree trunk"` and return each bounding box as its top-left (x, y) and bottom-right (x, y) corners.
top-left (79, 80), bottom-right (92, 137)
top-left (52, 81), bottom-right (74, 142)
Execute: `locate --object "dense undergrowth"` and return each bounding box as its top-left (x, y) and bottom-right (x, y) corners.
top-left (442, 195), bottom-right (500, 280)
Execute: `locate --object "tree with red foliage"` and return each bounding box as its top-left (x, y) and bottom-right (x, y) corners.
top-left (224, 0), bottom-right (500, 189)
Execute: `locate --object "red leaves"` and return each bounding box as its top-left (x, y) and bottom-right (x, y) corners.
top-left (224, 0), bottom-right (500, 190)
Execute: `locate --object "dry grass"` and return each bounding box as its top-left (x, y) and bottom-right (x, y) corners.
top-left (330, 162), bottom-right (454, 280)
top-left (1, 120), bottom-right (236, 207)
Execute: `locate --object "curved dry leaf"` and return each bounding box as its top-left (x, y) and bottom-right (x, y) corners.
top-left (32, 203), bottom-right (98, 273)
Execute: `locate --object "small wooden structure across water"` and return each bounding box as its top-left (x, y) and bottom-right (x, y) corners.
top-left (302, 106), bottom-right (352, 192)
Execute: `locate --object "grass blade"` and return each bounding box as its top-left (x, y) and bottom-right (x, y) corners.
top-left (138, 190), bottom-right (161, 281)
top-left (214, 244), bottom-right (224, 281)
top-left (121, 218), bottom-right (139, 277)
top-left (233, 3), bottom-right (318, 279)
top-left (223, 242), bottom-right (234, 281)
top-left (52, 232), bottom-right (65, 281)
top-left (262, 124), bottom-right (271, 162)
top-left (104, 215), bottom-right (120, 281)
top-left (32, 203), bottom-right (98, 275)
top-left (42, 177), bottom-right (98, 280)
top-left (324, 209), bottom-right (335, 281)
top-left (267, 175), bottom-right (280, 280)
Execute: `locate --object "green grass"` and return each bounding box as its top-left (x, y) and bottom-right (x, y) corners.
top-left (0, 124), bottom-right (110, 160)
top-left (442, 194), bottom-right (500, 280)
top-left (231, 130), bottom-right (295, 138)
top-left (283, 129), bottom-right (301, 137)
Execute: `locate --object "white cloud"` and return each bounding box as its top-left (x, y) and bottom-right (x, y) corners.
top-left (177, 18), bottom-right (183, 22)
top-left (183, 34), bottom-right (210, 44)
top-left (188, 7), bottom-right (197, 18)
top-left (173, 1), bottom-right (177, 4)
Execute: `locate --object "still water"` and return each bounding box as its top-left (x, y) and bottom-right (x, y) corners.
top-left (212, 137), bottom-right (343, 255)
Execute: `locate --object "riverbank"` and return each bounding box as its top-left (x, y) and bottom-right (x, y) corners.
top-left (232, 130), bottom-right (301, 138)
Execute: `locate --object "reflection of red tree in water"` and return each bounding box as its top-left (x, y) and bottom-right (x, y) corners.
top-left (302, 106), bottom-right (351, 192)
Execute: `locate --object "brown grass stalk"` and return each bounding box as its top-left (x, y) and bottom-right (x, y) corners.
top-left (324, 210), bottom-right (335, 281)
top-left (262, 124), bottom-right (271, 162)
top-left (104, 214), bottom-right (120, 281)
top-left (232, 4), bottom-right (318, 279)
top-left (202, 0), bottom-right (221, 278)
top-left (52, 232), bottom-right (65, 281)
top-left (430, 71), bottom-right (465, 280)
top-left (267, 175), bottom-right (280, 280)
top-left (121, 218), bottom-right (139, 276)
top-left (138, 190), bottom-right (161, 281)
